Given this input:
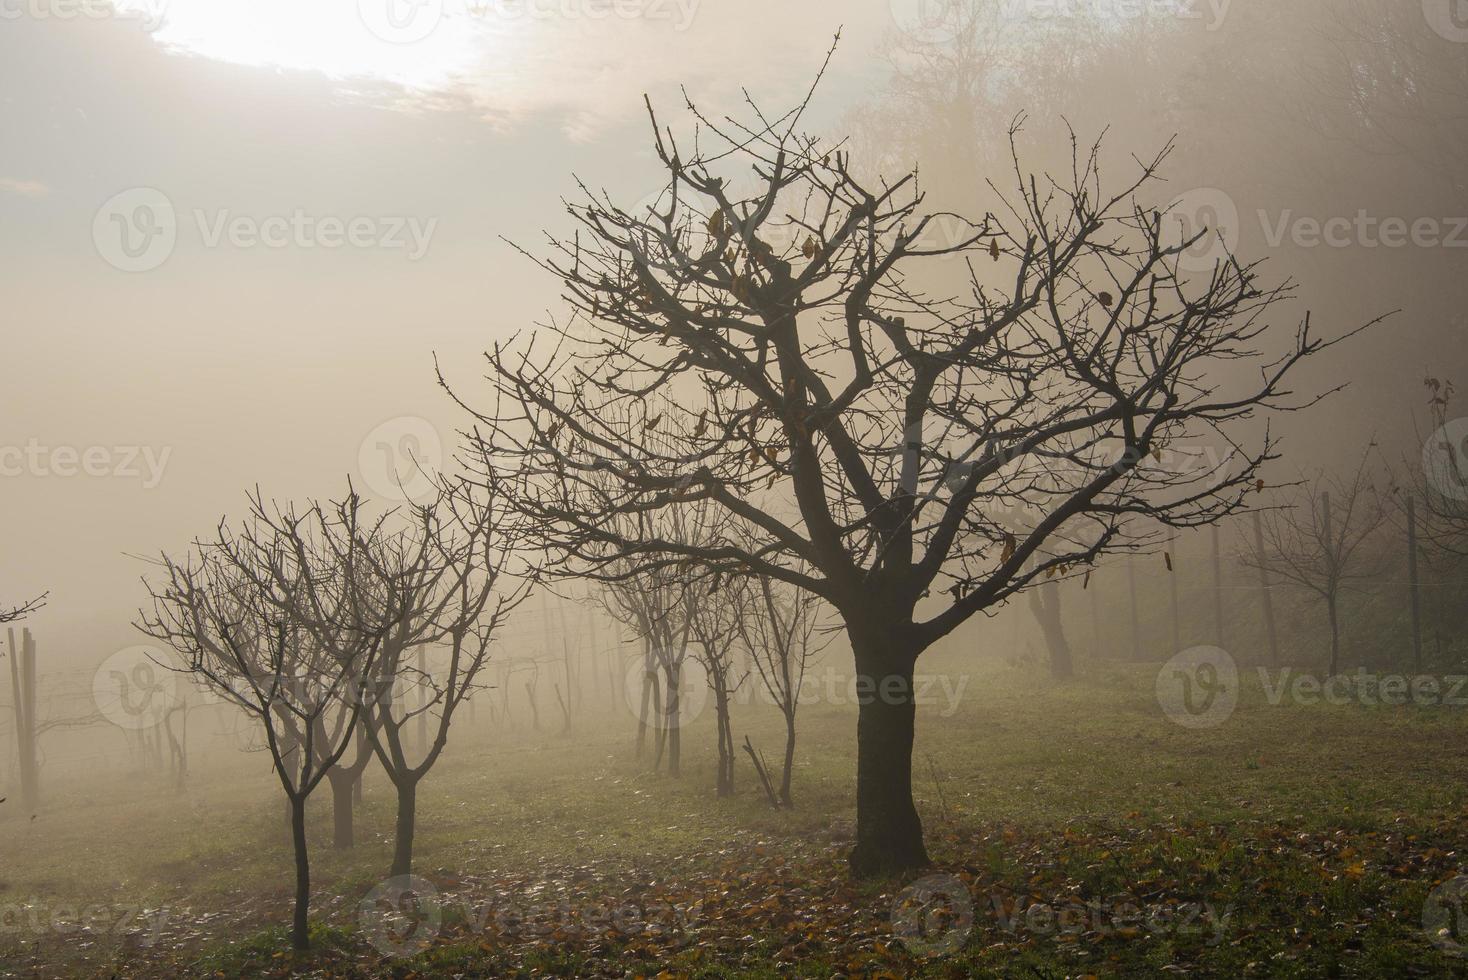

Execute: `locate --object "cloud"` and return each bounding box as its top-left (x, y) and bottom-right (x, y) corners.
top-left (0, 178), bottom-right (50, 199)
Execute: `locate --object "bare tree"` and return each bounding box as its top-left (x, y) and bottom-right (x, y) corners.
top-left (452, 60), bottom-right (1371, 873)
top-left (350, 481), bottom-right (528, 879)
top-left (735, 573), bottom-right (825, 806)
top-left (1416, 377), bottom-right (1468, 557)
top-left (136, 489), bottom-right (396, 949)
top-left (684, 545), bottom-right (748, 798)
top-left (597, 500), bottom-right (698, 774)
top-left (1027, 573), bottom-right (1074, 680)
top-left (1243, 454), bottom-right (1389, 675)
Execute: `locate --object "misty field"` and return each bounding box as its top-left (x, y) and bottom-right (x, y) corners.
top-left (5, 657), bottom-right (1468, 978)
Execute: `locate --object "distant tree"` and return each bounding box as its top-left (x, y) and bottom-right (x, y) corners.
top-left (1417, 378), bottom-right (1468, 557)
top-left (1027, 574), bottom-right (1074, 680)
top-left (734, 573), bottom-right (825, 806)
top-left (454, 63), bottom-right (1370, 873)
top-left (1243, 453), bottom-right (1389, 675)
top-left (596, 496), bottom-right (698, 774)
top-left (683, 531), bottom-right (748, 798)
top-left (137, 489), bottom-right (397, 950)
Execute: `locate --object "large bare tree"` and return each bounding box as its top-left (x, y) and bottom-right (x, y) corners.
top-left (451, 65), bottom-right (1370, 873)
top-left (137, 489), bottom-right (398, 949)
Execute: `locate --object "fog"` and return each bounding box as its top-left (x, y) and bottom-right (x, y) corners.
top-left (3, 1), bottom-right (1468, 975)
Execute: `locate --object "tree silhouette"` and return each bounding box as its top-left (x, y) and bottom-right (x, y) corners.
top-left (452, 62), bottom-right (1371, 873)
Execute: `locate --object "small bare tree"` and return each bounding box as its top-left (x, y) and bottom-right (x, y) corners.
top-left (1244, 453), bottom-right (1388, 675)
top-left (137, 489), bottom-right (396, 950)
top-left (685, 559), bottom-right (747, 798)
top-left (350, 480), bottom-right (528, 879)
top-left (735, 574), bottom-right (825, 806)
top-left (1417, 377), bottom-right (1468, 557)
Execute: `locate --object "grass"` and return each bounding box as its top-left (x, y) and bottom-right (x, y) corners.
top-left (4, 653), bottom-right (1468, 977)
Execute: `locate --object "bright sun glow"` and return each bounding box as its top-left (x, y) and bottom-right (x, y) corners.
top-left (117, 0), bottom-right (491, 90)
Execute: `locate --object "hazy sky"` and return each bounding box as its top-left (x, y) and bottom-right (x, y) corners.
top-left (3, 0), bottom-right (1464, 667)
top-left (0, 1), bottom-right (905, 661)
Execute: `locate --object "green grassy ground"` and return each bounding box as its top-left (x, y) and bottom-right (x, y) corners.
top-left (4, 657), bottom-right (1468, 977)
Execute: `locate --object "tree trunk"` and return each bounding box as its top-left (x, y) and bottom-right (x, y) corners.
top-left (779, 710), bottom-right (796, 806)
top-left (1029, 581), bottom-right (1074, 680)
top-left (1326, 594), bottom-right (1340, 677)
top-left (848, 635), bottom-right (929, 877)
top-left (391, 780), bottom-right (417, 878)
top-left (665, 665), bottom-right (681, 777)
top-left (289, 794), bottom-right (311, 950)
top-left (713, 685), bottom-right (733, 797)
top-left (329, 771), bottom-right (355, 849)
